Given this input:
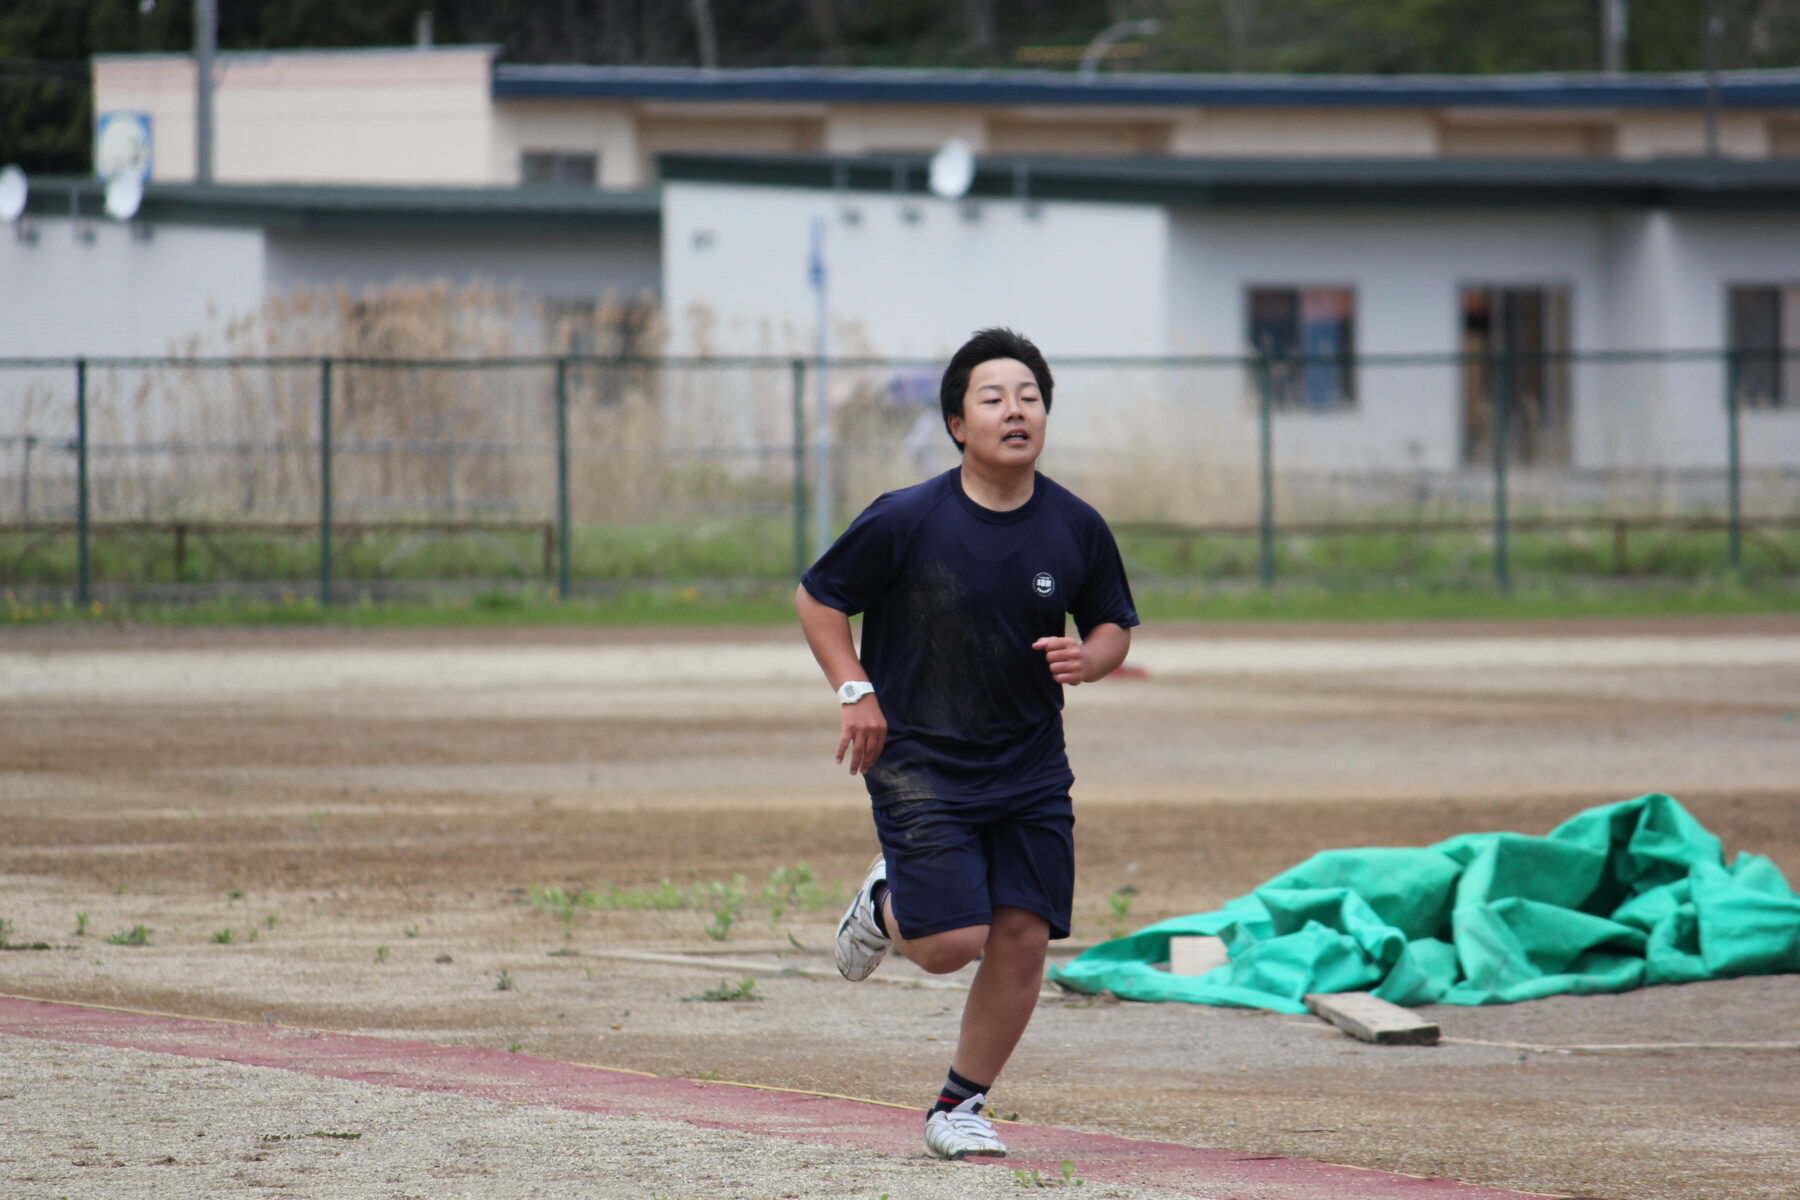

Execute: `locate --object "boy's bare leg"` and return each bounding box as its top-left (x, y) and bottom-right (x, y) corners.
top-left (881, 891), bottom-right (987, 974)
top-left (951, 906), bottom-right (1049, 1085)
top-left (880, 897), bottom-right (1049, 1086)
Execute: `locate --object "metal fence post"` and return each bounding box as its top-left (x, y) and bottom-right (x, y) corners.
top-left (1724, 347), bottom-right (1743, 575)
top-left (75, 357), bottom-right (90, 607)
top-left (318, 358), bottom-right (333, 607)
top-left (1256, 353), bottom-right (1276, 588)
top-left (1491, 350), bottom-right (1512, 592)
top-left (555, 358), bottom-right (572, 599)
top-left (791, 358), bottom-right (808, 579)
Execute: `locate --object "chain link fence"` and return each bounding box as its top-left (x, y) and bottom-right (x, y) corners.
top-left (1, 351), bottom-right (1795, 605)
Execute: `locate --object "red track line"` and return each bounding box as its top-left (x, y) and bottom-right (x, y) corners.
top-left (0, 994), bottom-right (1557, 1199)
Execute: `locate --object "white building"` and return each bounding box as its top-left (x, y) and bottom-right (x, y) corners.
top-left (2, 53), bottom-right (1794, 519)
top-left (660, 152), bottom-right (1800, 499)
top-left (0, 181), bottom-right (658, 358)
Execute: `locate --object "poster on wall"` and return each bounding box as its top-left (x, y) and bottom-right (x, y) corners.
top-left (95, 112), bottom-right (154, 182)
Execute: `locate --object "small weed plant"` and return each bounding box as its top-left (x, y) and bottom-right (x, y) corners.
top-left (684, 978), bottom-right (760, 1003)
top-left (698, 878), bottom-right (746, 942)
top-left (762, 863), bottom-right (830, 925)
top-left (106, 925), bottom-right (152, 946)
top-left (494, 969), bottom-right (515, 992)
top-left (74, 912), bottom-right (89, 937)
top-left (1014, 1160), bottom-right (1084, 1188)
top-left (1107, 885), bottom-right (1139, 939)
top-left (527, 865), bottom-right (837, 944)
top-left (375, 945), bottom-right (389, 963)
top-left (211, 929), bottom-right (233, 944)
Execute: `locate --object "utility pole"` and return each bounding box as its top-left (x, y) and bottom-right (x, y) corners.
top-left (1601, 0), bottom-right (1627, 74)
top-left (194, 0), bottom-right (217, 184)
top-left (1703, 0), bottom-right (1723, 158)
top-left (691, 0), bottom-right (719, 68)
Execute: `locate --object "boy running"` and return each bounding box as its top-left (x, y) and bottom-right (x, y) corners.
top-left (795, 328), bottom-right (1138, 1161)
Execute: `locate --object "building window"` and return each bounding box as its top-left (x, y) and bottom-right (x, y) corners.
top-left (1729, 285), bottom-right (1800, 409)
top-left (521, 151), bottom-right (598, 187)
top-left (1247, 286), bottom-right (1356, 409)
top-left (1459, 286), bottom-right (1571, 466)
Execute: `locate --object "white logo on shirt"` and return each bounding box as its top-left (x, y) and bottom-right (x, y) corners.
top-left (1032, 571), bottom-right (1056, 597)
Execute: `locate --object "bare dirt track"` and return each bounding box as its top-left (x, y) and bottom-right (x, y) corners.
top-left (2, 616), bottom-right (1798, 1200)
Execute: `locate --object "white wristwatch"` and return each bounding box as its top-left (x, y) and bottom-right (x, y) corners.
top-left (837, 680), bottom-right (876, 705)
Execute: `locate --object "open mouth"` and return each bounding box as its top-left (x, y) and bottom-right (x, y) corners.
top-left (1002, 430), bottom-right (1030, 445)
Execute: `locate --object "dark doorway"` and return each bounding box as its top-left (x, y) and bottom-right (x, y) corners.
top-left (1460, 286), bottom-right (1571, 465)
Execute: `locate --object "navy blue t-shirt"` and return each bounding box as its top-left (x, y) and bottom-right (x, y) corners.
top-left (801, 469), bottom-right (1138, 803)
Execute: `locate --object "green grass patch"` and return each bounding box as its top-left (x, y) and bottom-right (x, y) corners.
top-left (5, 512), bottom-right (1798, 628)
top-left (0, 584), bottom-right (797, 629)
top-left (9, 576), bottom-right (1797, 629)
top-left (1134, 579), bottom-right (1800, 623)
top-left (683, 978), bottom-right (760, 1003)
top-left (528, 866), bottom-right (836, 944)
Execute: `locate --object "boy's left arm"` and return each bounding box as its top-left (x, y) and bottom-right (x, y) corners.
top-left (1032, 623), bottom-right (1131, 686)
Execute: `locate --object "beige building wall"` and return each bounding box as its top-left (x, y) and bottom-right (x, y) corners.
top-left (1169, 109), bottom-right (1438, 156)
top-left (93, 47), bottom-right (1797, 189)
top-left (823, 106), bottom-right (990, 153)
top-left (1438, 111), bottom-right (1617, 157)
top-left (988, 107), bottom-right (1172, 155)
top-left (93, 47), bottom-right (497, 184)
top-left (490, 100), bottom-right (640, 187)
top-left (1615, 110), bottom-right (1772, 159)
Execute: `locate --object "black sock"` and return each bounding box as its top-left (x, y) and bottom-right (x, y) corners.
top-left (870, 880), bottom-right (894, 940)
top-left (930, 1066), bottom-right (991, 1116)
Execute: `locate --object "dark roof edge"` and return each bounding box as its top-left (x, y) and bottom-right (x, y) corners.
top-left (19, 178), bottom-right (662, 234)
top-left (496, 64), bottom-right (1800, 109)
top-left (659, 153), bottom-right (1800, 209)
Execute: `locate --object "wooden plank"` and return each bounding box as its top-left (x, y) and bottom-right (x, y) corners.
top-left (1167, 936), bottom-right (1229, 976)
top-left (1304, 991), bottom-right (1440, 1046)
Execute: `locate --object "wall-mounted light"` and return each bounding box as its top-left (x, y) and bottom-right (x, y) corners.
top-left (0, 164), bottom-right (33, 245)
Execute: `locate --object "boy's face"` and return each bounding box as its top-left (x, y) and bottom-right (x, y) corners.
top-left (948, 357), bottom-right (1046, 471)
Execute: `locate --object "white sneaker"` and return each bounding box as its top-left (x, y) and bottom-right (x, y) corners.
top-left (924, 1093), bottom-right (1008, 1160)
top-left (835, 854), bottom-right (890, 982)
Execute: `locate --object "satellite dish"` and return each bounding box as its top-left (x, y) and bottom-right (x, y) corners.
top-left (0, 165), bottom-right (26, 223)
top-left (928, 139), bottom-right (975, 201)
top-left (105, 172), bottom-right (144, 221)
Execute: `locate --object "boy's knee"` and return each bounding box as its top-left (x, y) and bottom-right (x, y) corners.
top-left (906, 926), bottom-right (987, 974)
top-left (985, 910), bottom-right (1050, 967)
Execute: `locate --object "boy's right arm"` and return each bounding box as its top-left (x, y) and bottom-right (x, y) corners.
top-left (795, 584), bottom-right (888, 776)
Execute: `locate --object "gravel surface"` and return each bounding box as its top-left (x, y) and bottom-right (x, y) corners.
top-left (3, 618), bottom-right (1797, 1200)
top-left (3, 1036), bottom-right (1210, 1200)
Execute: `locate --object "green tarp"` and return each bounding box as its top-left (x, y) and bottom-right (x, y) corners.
top-left (1048, 793), bottom-right (1800, 1011)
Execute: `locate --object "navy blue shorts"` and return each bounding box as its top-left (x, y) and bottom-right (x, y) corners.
top-left (871, 788), bottom-right (1075, 941)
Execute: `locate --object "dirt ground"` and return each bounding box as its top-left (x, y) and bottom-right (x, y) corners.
top-left (2, 616), bottom-right (1797, 1200)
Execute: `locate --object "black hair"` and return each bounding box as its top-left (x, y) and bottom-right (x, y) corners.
top-left (938, 327), bottom-right (1054, 450)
